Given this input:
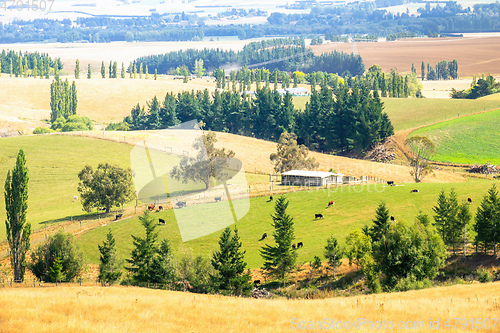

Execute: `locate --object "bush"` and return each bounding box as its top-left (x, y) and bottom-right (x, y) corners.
top-left (51, 115), bottom-right (93, 132)
top-left (476, 268), bottom-right (492, 283)
top-left (393, 274), bottom-right (433, 292)
top-left (29, 232), bottom-right (84, 282)
top-left (33, 127), bottom-right (55, 134)
top-left (105, 122), bottom-right (130, 131)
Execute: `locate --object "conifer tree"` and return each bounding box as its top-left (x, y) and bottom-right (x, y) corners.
top-left (324, 235), bottom-right (343, 279)
top-left (9, 58), bottom-right (13, 77)
top-left (101, 61), bottom-right (105, 78)
top-left (369, 202), bottom-right (391, 242)
top-left (433, 190), bottom-right (450, 242)
top-left (4, 149), bottom-right (31, 282)
top-left (211, 227), bottom-right (252, 296)
top-left (98, 229), bottom-right (122, 285)
top-left (74, 59), bottom-right (80, 79)
top-left (474, 185), bottom-right (500, 255)
top-left (260, 195), bottom-right (297, 286)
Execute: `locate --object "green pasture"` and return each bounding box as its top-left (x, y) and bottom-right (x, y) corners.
top-left (77, 179), bottom-right (497, 269)
top-left (0, 135), bottom-right (133, 240)
top-left (410, 109), bottom-right (500, 165)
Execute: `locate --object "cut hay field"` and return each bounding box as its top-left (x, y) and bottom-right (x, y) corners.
top-left (1, 282), bottom-right (499, 332)
top-left (409, 109), bottom-right (500, 165)
top-left (311, 35), bottom-right (500, 76)
top-left (77, 179), bottom-right (496, 269)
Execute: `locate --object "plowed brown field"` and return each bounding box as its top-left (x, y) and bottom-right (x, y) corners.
top-left (311, 34), bottom-right (500, 76)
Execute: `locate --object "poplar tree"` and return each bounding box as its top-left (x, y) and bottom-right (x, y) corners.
top-left (133, 63), bottom-right (137, 78)
top-left (109, 60), bottom-right (112, 78)
top-left (121, 62), bottom-right (125, 78)
top-left (145, 65), bottom-right (149, 79)
top-left (260, 195), bottom-right (297, 286)
top-left (154, 69), bottom-right (157, 80)
top-left (101, 61), bottom-right (105, 78)
top-left (139, 62), bottom-right (143, 79)
top-left (112, 61), bottom-right (117, 78)
top-left (421, 61), bottom-right (425, 81)
top-left (74, 59), bottom-right (80, 79)
top-left (4, 149), bottom-right (31, 282)
top-left (129, 62), bottom-right (133, 78)
top-left (87, 64), bottom-right (91, 79)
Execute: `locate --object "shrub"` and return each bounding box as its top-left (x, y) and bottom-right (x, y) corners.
top-left (33, 127), bottom-right (55, 134)
top-left (29, 231), bottom-right (84, 282)
top-left (476, 268), bottom-right (492, 283)
top-left (393, 275), bottom-right (433, 292)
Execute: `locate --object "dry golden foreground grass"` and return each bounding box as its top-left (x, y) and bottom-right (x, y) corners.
top-left (311, 35), bottom-right (500, 76)
top-left (0, 282), bottom-right (499, 333)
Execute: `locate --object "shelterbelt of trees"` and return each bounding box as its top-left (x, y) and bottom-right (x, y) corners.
top-left (0, 50), bottom-right (62, 78)
top-left (115, 85), bottom-right (393, 153)
top-left (1, 2), bottom-right (500, 43)
top-left (135, 39), bottom-right (364, 75)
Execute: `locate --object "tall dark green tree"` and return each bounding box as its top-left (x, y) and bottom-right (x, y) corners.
top-left (74, 59), bottom-right (80, 79)
top-left (260, 195), bottom-right (297, 286)
top-left (433, 189), bottom-right (462, 254)
top-left (324, 235), bottom-right (343, 279)
top-left (369, 202), bottom-right (391, 243)
top-left (421, 61), bottom-right (425, 81)
top-left (112, 61), bottom-right (118, 78)
top-left (101, 61), bottom-right (105, 78)
top-left (474, 185), bottom-right (500, 255)
top-left (121, 62), bottom-right (125, 79)
top-left (4, 149), bottom-right (31, 282)
top-left (87, 63), bottom-right (91, 79)
top-left (98, 229), bottom-right (122, 285)
top-left (211, 227), bottom-right (252, 296)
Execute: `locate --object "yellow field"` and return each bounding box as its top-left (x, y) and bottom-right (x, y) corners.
top-left (0, 282), bottom-right (498, 332)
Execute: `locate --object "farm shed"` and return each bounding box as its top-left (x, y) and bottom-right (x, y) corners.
top-left (281, 170), bottom-right (343, 186)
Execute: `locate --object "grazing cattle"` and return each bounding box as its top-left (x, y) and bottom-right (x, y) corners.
top-left (328, 200), bottom-right (335, 207)
top-left (159, 218), bottom-right (165, 225)
top-left (253, 280), bottom-right (261, 285)
top-left (116, 213), bottom-right (123, 220)
top-left (148, 205), bottom-right (155, 211)
top-left (387, 181), bottom-right (394, 186)
top-left (292, 244), bottom-right (296, 249)
top-left (468, 197), bottom-right (472, 204)
top-left (315, 213), bottom-right (324, 219)
top-left (176, 201), bottom-right (186, 208)
top-left (215, 196), bottom-right (221, 202)
top-left (267, 195), bottom-right (274, 202)
top-left (297, 242), bottom-right (303, 248)
top-left (98, 207), bottom-right (106, 211)
top-left (158, 206), bottom-right (163, 211)
top-left (411, 189), bottom-right (419, 193)
top-left (259, 232), bottom-right (267, 241)
top-left (390, 216), bottom-right (395, 221)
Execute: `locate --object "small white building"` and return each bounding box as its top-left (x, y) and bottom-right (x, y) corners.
top-left (281, 170), bottom-right (344, 186)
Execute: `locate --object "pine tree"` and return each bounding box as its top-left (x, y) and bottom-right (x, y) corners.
top-left (87, 64), bottom-right (91, 79)
top-left (74, 59), bottom-right (80, 79)
top-left (4, 149), bottom-right (31, 282)
top-left (433, 190), bottom-right (449, 243)
top-left (101, 61), bottom-right (105, 78)
top-left (211, 227), bottom-right (252, 296)
top-left (260, 195), bottom-right (297, 286)
top-left (447, 189), bottom-right (461, 255)
top-left (121, 62), bottom-right (125, 78)
top-left (457, 202), bottom-right (472, 259)
top-left (474, 185), bottom-right (500, 255)
top-left (98, 229), bottom-right (122, 285)
top-left (369, 202), bottom-right (391, 242)
top-left (324, 235), bottom-right (343, 279)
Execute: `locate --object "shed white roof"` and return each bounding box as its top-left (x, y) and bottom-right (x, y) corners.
top-left (282, 170), bottom-right (344, 177)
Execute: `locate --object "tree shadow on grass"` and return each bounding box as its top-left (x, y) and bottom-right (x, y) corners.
top-left (38, 211), bottom-right (114, 227)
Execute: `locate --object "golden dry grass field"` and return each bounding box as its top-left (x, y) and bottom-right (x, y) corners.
top-left (0, 282), bottom-right (499, 332)
top-left (311, 35), bottom-right (500, 77)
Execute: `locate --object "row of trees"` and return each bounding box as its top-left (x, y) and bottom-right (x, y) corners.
top-left (420, 60), bottom-right (459, 81)
top-left (50, 78), bottom-right (77, 122)
top-left (119, 85), bottom-right (393, 153)
top-left (0, 49), bottom-right (62, 78)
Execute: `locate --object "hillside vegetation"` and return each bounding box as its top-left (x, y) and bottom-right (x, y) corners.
top-left (409, 109), bottom-right (500, 165)
top-left (0, 282), bottom-right (499, 332)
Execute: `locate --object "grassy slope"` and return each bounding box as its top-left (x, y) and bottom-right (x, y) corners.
top-left (410, 109), bottom-right (500, 164)
top-left (382, 94), bottom-right (500, 131)
top-left (1, 282), bottom-right (499, 332)
top-left (0, 135), bottom-right (133, 240)
top-left (77, 179), bottom-right (496, 269)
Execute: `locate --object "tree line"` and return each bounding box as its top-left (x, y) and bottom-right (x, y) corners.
top-left (451, 74), bottom-right (500, 99)
top-left (421, 60), bottom-right (459, 81)
top-left (117, 84), bottom-right (393, 154)
top-left (0, 49), bottom-right (62, 78)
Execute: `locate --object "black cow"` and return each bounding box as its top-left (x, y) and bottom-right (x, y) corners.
top-left (390, 216), bottom-right (395, 221)
top-left (253, 280), bottom-right (261, 285)
top-left (292, 244), bottom-right (296, 249)
top-left (158, 206), bottom-right (163, 211)
top-left (159, 218), bottom-right (165, 225)
top-left (410, 189), bottom-right (419, 193)
top-left (215, 197), bottom-right (221, 202)
top-left (468, 197), bottom-right (473, 204)
top-left (297, 242), bottom-right (303, 248)
top-left (259, 232), bottom-right (267, 241)
top-left (267, 195), bottom-right (274, 202)
top-left (116, 213), bottom-right (123, 220)
top-left (315, 213), bottom-right (324, 219)
top-left (387, 181), bottom-right (394, 186)
top-left (176, 201), bottom-right (186, 208)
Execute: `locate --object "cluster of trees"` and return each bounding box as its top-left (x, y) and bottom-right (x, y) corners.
top-left (135, 39), bottom-right (364, 76)
top-left (0, 49), bottom-right (61, 78)
top-left (451, 74), bottom-right (500, 99)
top-left (421, 60), bottom-right (459, 81)
top-left (386, 30), bottom-right (416, 41)
top-left (119, 84), bottom-right (393, 154)
top-left (50, 78), bottom-right (77, 122)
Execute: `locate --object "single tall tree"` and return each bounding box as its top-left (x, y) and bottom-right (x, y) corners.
top-left (270, 132), bottom-right (318, 173)
top-left (4, 149), bottom-right (31, 282)
top-left (98, 229), bottom-right (122, 285)
top-left (406, 136), bottom-right (436, 182)
top-left (74, 59), bottom-right (80, 79)
top-left (260, 195), bottom-right (297, 286)
top-left (211, 227), bottom-right (252, 296)
top-left (474, 185), bottom-right (500, 255)
top-left (369, 202), bottom-right (391, 242)
top-left (344, 229), bottom-right (372, 270)
top-left (121, 62), bottom-right (125, 79)
top-left (101, 61), bottom-right (105, 78)
top-left (324, 235), bottom-right (343, 279)
top-left (421, 61), bottom-right (425, 81)
top-left (87, 63), bottom-right (91, 79)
